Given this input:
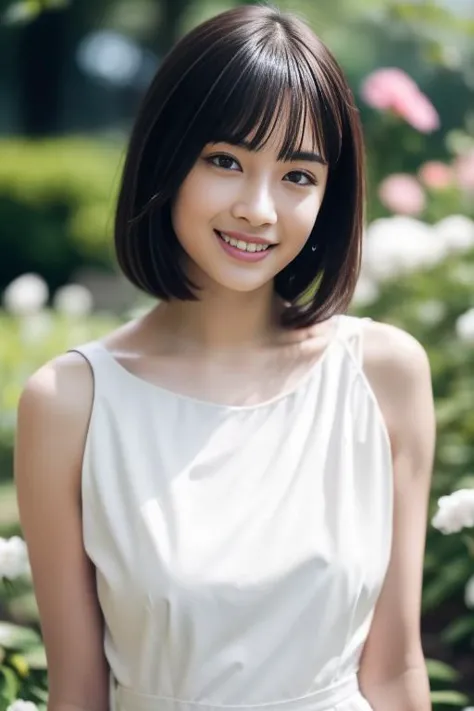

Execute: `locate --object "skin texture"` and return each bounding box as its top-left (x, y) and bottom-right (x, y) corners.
top-left (14, 116), bottom-right (434, 711)
top-left (172, 129), bottom-right (329, 297)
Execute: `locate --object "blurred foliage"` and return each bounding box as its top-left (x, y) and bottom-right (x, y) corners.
top-left (1, 0), bottom-right (69, 24)
top-left (0, 619), bottom-right (48, 711)
top-left (0, 139), bottom-right (122, 293)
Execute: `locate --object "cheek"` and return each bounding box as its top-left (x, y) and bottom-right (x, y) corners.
top-left (289, 193), bottom-right (324, 240)
top-left (172, 170), bottom-right (227, 237)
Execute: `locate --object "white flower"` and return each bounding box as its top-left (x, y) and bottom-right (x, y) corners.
top-left (456, 308), bottom-right (474, 343)
top-left (432, 489), bottom-right (474, 534)
top-left (53, 284), bottom-right (93, 316)
top-left (465, 575), bottom-right (474, 609)
top-left (362, 217), bottom-right (446, 281)
top-left (433, 215), bottom-right (474, 253)
top-left (6, 701), bottom-right (39, 711)
top-left (2, 274), bottom-right (48, 316)
top-left (0, 537), bottom-right (30, 580)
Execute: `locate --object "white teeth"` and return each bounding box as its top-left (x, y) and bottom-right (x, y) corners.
top-left (218, 232), bottom-right (270, 253)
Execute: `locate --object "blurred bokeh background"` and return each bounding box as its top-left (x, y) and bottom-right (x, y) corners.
top-left (0, 0), bottom-right (474, 709)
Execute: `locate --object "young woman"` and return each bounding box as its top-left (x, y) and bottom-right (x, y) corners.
top-left (15, 5), bottom-right (435, 711)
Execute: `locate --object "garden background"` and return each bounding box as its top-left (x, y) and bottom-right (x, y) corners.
top-left (0, 0), bottom-right (474, 709)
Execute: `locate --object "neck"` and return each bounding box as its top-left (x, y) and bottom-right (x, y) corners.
top-left (149, 284), bottom-right (284, 353)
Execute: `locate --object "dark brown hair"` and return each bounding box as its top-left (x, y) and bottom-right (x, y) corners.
top-left (114, 4), bottom-right (365, 328)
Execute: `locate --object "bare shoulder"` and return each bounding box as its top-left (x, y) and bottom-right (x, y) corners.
top-left (19, 350), bottom-right (93, 422)
top-left (16, 351), bottom-right (94, 492)
top-left (361, 319), bottom-right (431, 383)
top-left (360, 319), bottom-right (434, 448)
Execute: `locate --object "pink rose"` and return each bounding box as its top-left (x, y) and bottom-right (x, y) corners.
top-left (418, 161), bottom-right (453, 190)
top-left (361, 68), bottom-right (440, 133)
top-left (378, 174), bottom-right (426, 216)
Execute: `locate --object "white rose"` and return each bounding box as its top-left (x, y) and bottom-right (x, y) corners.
top-left (464, 575), bottom-right (474, 609)
top-left (3, 274), bottom-right (48, 316)
top-left (53, 284), bottom-right (93, 317)
top-left (432, 489), bottom-right (474, 534)
top-left (0, 537), bottom-right (30, 580)
top-left (456, 308), bottom-right (474, 344)
top-left (433, 215), bottom-right (474, 253)
top-left (363, 217), bottom-right (446, 281)
top-left (7, 701), bottom-right (39, 711)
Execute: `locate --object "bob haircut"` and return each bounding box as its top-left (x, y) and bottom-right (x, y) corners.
top-left (114, 4), bottom-right (365, 329)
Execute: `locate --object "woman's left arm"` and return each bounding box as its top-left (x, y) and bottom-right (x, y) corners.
top-left (359, 320), bottom-right (436, 711)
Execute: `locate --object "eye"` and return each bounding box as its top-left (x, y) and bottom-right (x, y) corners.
top-left (205, 154), bottom-right (241, 171)
top-left (284, 171), bottom-right (317, 186)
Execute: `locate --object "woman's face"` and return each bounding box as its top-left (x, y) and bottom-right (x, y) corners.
top-left (171, 117), bottom-right (329, 295)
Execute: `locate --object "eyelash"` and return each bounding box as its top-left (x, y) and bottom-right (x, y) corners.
top-left (204, 154), bottom-right (318, 187)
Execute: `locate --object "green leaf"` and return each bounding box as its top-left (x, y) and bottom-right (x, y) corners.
top-left (28, 685), bottom-right (49, 703)
top-left (441, 614), bottom-right (474, 644)
top-left (0, 665), bottom-right (20, 702)
top-left (426, 658), bottom-right (460, 682)
top-left (422, 556), bottom-right (471, 609)
top-left (0, 622), bottom-right (40, 651)
top-left (430, 690), bottom-right (470, 706)
top-left (8, 653), bottom-right (29, 677)
top-left (24, 645), bottom-right (47, 670)
top-left (462, 534), bottom-right (474, 558)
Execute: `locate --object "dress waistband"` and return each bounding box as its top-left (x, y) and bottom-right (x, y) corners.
top-left (112, 674), bottom-right (360, 711)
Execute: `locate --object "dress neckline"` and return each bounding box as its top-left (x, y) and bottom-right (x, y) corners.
top-left (91, 315), bottom-right (343, 411)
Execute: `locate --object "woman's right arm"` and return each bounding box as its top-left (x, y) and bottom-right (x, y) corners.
top-left (15, 353), bottom-right (110, 711)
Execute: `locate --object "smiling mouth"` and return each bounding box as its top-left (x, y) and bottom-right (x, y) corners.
top-left (215, 231), bottom-right (276, 253)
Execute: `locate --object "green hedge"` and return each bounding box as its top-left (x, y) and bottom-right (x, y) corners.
top-left (0, 138), bottom-right (122, 293)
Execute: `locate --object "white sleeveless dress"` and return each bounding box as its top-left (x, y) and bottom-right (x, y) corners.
top-left (73, 314), bottom-right (393, 711)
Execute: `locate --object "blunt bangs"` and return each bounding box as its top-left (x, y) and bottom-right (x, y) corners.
top-left (114, 5), bottom-right (365, 328)
top-left (192, 37), bottom-right (342, 168)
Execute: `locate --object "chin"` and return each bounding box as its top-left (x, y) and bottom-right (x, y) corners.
top-left (215, 278), bottom-right (272, 294)
top-left (200, 269), bottom-right (275, 294)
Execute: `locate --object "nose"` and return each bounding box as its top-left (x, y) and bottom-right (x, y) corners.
top-left (231, 181), bottom-right (277, 226)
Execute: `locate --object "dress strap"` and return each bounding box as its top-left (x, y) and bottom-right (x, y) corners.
top-left (335, 314), bottom-right (371, 367)
top-left (68, 341), bottom-right (113, 393)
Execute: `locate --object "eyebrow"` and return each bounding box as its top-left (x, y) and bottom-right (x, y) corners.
top-left (211, 138), bottom-right (328, 166)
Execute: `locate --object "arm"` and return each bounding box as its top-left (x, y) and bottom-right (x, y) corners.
top-left (15, 354), bottom-right (110, 711)
top-left (358, 321), bottom-right (435, 711)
